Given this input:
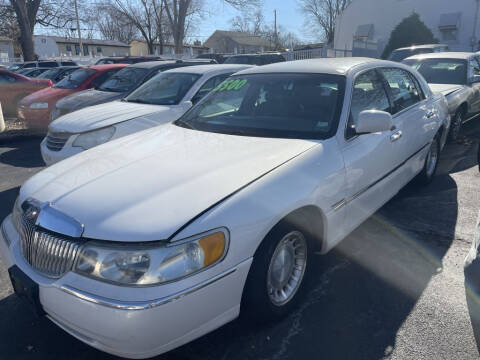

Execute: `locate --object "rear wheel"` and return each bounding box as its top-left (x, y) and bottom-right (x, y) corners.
top-left (449, 109), bottom-right (464, 142)
top-left (241, 222), bottom-right (310, 322)
top-left (416, 134), bottom-right (440, 185)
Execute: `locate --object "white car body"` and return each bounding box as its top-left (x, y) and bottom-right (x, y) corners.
top-left (40, 64), bottom-right (253, 165)
top-left (1, 58), bottom-right (450, 359)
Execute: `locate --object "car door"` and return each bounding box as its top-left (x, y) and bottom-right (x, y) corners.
top-left (379, 67), bottom-right (435, 178)
top-left (341, 69), bottom-right (408, 232)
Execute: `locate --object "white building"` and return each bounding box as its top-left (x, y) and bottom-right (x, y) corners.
top-left (334, 0), bottom-right (480, 58)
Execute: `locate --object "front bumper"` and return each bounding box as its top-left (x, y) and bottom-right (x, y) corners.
top-left (40, 135), bottom-right (82, 166)
top-left (0, 216), bottom-right (251, 359)
top-left (18, 106), bottom-right (51, 130)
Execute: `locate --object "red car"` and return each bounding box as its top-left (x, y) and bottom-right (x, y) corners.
top-left (18, 64), bottom-right (126, 129)
top-left (0, 69), bottom-right (53, 118)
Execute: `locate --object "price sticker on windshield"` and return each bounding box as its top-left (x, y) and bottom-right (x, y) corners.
top-left (214, 79), bottom-right (247, 92)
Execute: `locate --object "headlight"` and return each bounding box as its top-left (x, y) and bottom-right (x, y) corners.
top-left (29, 102), bottom-right (49, 109)
top-left (72, 126), bottom-right (116, 150)
top-left (11, 197), bottom-right (23, 234)
top-left (74, 230), bottom-right (228, 286)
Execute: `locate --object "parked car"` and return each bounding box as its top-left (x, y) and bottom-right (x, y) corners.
top-left (1, 58), bottom-right (450, 358)
top-left (388, 44), bottom-right (449, 62)
top-left (36, 66), bottom-right (81, 84)
top-left (17, 67), bottom-right (51, 78)
top-left (50, 59), bottom-right (219, 121)
top-left (17, 64), bottom-right (126, 130)
top-left (95, 56), bottom-right (165, 65)
top-left (224, 53), bottom-right (285, 65)
top-left (41, 64), bottom-right (252, 165)
top-left (0, 69), bottom-right (53, 118)
top-left (195, 53), bottom-right (227, 63)
top-left (403, 52), bottom-right (480, 140)
top-left (7, 60), bottom-right (78, 72)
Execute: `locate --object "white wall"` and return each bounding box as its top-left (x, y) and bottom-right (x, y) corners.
top-left (334, 0), bottom-right (480, 55)
top-left (33, 36), bottom-right (60, 58)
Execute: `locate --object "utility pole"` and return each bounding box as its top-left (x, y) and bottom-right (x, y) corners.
top-left (74, 0), bottom-right (83, 56)
top-left (274, 9), bottom-right (278, 50)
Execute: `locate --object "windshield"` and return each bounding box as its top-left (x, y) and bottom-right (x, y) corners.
top-left (409, 59), bottom-right (467, 85)
top-left (389, 48), bottom-right (434, 62)
top-left (98, 67), bottom-right (148, 93)
top-left (7, 63), bottom-right (22, 71)
top-left (39, 68), bottom-right (62, 80)
top-left (54, 68), bottom-right (97, 89)
top-left (175, 73), bottom-right (346, 140)
top-left (125, 72), bottom-right (201, 105)
top-left (225, 56), bottom-right (261, 65)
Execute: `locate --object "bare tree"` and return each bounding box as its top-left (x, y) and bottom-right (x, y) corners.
top-left (113, 0), bottom-right (158, 54)
top-left (8, 0), bottom-right (41, 61)
top-left (298, 0), bottom-right (350, 44)
top-left (230, 9), bottom-right (264, 35)
top-left (163, 0), bottom-right (261, 54)
top-left (90, 2), bottom-right (139, 44)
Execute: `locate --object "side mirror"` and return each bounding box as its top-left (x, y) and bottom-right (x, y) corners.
top-left (181, 100), bottom-right (193, 109)
top-left (469, 75), bottom-right (480, 84)
top-left (355, 110), bottom-right (393, 134)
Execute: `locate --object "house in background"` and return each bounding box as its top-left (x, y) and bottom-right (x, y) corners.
top-left (0, 37), bottom-right (14, 61)
top-left (203, 30), bottom-right (274, 54)
top-left (33, 36), bottom-right (130, 58)
top-left (334, 0), bottom-right (480, 57)
top-left (130, 40), bottom-right (209, 57)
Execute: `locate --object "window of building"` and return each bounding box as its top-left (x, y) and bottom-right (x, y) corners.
top-left (75, 44), bottom-right (80, 55)
top-left (439, 12), bottom-right (461, 42)
top-left (66, 44), bottom-right (72, 52)
top-left (83, 45), bottom-right (89, 55)
top-left (441, 29), bottom-right (457, 41)
top-left (41, 38), bottom-right (46, 44)
top-left (97, 47), bottom-right (102, 53)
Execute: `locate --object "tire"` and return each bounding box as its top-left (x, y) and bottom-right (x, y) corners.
top-left (416, 133), bottom-right (441, 185)
top-left (241, 221), bottom-right (311, 323)
top-left (449, 109), bottom-right (464, 142)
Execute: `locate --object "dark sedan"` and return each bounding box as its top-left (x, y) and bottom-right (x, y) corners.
top-left (51, 59), bottom-right (216, 120)
top-left (38, 66), bottom-right (80, 84)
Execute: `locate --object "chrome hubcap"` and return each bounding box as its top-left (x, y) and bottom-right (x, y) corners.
top-left (267, 231), bottom-right (307, 306)
top-left (426, 140), bottom-right (438, 177)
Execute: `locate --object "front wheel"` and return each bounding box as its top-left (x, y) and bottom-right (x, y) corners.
top-left (449, 110), bottom-right (464, 142)
top-left (241, 223), bottom-right (310, 323)
top-left (416, 134), bottom-right (440, 185)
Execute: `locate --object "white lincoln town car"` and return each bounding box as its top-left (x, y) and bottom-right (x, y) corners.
top-left (0, 58), bottom-right (449, 358)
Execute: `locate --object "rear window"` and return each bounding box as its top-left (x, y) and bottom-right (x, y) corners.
top-left (388, 48), bottom-right (434, 62)
top-left (54, 68), bottom-right (97, 89)
top-left (225, 56), bottom-right (261, 65)
top-left (61, 61), bottom-right (77, 66)
top-left (98, 67), bottom-right (148, 92)
top-left (408, 59), bottom-right (468, 85)
top-left (41, 62), bottom-right (59, 68)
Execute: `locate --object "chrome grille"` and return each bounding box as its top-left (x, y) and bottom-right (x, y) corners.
top-left (46, 132), bottom-right (70, 152)
top-left (20, 213), bottom-right (81, 278)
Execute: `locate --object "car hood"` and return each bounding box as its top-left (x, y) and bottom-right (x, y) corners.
top-left (20, 87), bottom-right (74, 105)
top-left (429, 84), bottom-right (464, 97)
top-left (49, 100), bottom-right (175, 133)
top-left (55, 89), bottom-right (125, 112)
top-left (21, 124), bottom-right (316, 242)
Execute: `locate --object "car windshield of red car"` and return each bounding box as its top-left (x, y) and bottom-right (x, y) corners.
top-left (54, 68), bottom-right (97, 89)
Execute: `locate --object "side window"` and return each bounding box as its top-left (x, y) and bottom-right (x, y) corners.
top-left (192, 73), bottom-right (231, 104)
top-left (469, 58), bottom-right (480, 77)
top-left (91, 69), bottom-right (118, 88)
top-left (380, 68), bottom-right (422, 114)
top-left (346, 69), bottom-right (391, 139)
top-left (408, 72), bottom-right (426, 100)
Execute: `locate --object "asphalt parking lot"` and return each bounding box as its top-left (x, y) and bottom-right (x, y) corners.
top-left (0, 122), bottom-right (479, 360)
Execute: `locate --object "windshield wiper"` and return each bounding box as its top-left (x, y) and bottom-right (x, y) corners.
top-left (175, 119), bottom-right (194, 129)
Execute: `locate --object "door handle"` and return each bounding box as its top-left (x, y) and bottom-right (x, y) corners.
top-left (390, 130), bottom-right (403, 142)
top-left (426, 111), bottom-right (435, 118)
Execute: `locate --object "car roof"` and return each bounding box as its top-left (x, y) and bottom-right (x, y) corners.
top-left (164, 64), bottom-right (254, 75)
top-left (127, 60), bottom-right (178, 69)
top-left (228, 53), bottom-right (283, 57)
top-left (406, 52), bottom-right (475, 61)
top-left (235, 57), bottom-right (380, 76)
top-left (88, 64), bottom-right (128, 70)
top-left (394, 44), bottom-right (448, 51)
